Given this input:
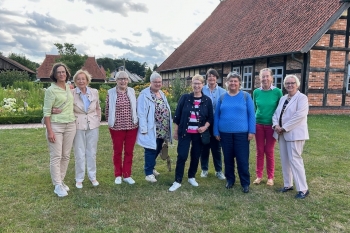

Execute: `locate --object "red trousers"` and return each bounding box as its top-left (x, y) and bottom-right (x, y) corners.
top-left (255, 124), bottom-right (276, 179)
top-left (109, 128), bottom-right (138, 178)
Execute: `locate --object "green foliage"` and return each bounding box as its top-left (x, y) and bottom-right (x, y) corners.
top-left (54, 43), bottom-right (87, 77)
top-left (144, 67), bottom-right (152, 83)
top-left (105, 68), bottom-right (111, 79)
top-left (170, 70), bottom-right (188, 103)
top-left (153, 63), bottom-right (158, 71)
top-left (96, 57), bottom-right (147, 77)
top-left (0, 70), bottom-right (31, 87)
top-left (8, 53), bottom-right (39, 73)
top-left (0, 115), bottom-right (42, 124)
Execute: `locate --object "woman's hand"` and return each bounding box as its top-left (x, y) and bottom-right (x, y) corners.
top-left (215, 136), bottom-right (221, 141)
top-left (173, 132), bottom-right (178, 141)
top-left (248, 133), bottom-right (254, 141)
top-left (197, 126), bottom-right (207, 134)
top-left (51, 108), bottom-right (62, 114)
top-left (47, 130), bottom-right (56, 143)
top-left (274, 125), bottom-right (284, 135)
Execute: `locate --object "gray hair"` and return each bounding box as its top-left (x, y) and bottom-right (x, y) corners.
top-left (150, 71), bottom-right (162, 82)
top-left (226, 71), bottom-right (242, 83)
top-left (115, 71), bottom-right (129, 79)
top-left (284, 75), bottom-right (300, 87)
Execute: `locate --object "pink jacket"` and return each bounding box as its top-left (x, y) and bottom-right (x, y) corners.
top-left (72, 87), bottom-right (101, 130)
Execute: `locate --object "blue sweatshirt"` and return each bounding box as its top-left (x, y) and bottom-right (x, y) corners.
top-left (214, 91), bottom-right (256, 136)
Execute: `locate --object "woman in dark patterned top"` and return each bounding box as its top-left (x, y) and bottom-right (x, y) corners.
top-left (169, 74), bottom-right (213, 192)
top-left (106, 71), bottom-right (138, 185)
top-left (137, 71), bottom-right (172, 183)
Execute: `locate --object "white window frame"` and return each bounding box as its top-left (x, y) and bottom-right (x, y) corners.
top-left (270, 66), bottom-right (284, 89)
top-left (242, 66), bottom-right (253, 90)
top-left (232, 66), bottom-right (241, 74)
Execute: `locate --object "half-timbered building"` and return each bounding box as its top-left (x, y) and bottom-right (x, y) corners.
top-left (158, 0), bottom-right (350, 114)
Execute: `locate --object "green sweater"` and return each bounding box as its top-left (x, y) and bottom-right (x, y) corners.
top-left (253, 87), bottom-right (283, 125)
top-left (43, 83), bottom-right (75, 123)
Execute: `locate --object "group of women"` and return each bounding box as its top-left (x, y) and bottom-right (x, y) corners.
top-left (44, 62), bottom-right (310, 199)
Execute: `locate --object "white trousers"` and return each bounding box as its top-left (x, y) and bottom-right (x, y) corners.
top-left (278, 136), bottom-right (308, 191)
top-left (47, 122), bottom-right (76, 185)
top-left (73, 128), bottom-right (99, 182)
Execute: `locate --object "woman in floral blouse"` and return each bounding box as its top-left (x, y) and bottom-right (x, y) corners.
top-left (137, 71), bottom-right (172, 183)
top-left (106, 71), bottom-right (138, 185)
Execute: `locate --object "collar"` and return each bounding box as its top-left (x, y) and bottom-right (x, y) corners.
top-left (76, 87), bottom-right (91, 95)
top-left (205, 84), bottom-right (218, 91)
top-left (258, 85), bottom-right (276, 90)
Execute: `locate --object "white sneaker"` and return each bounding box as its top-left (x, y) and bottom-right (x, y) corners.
top-left (62, 182), bottom-right (70, 191)
top-left (54, 184), bottom-right (68, 197)
top-left (153, 169), bottom-right (160, 176)
top-left (115, 176), bottom-right (122, 184)
top-left (145, 174), bottom-right (157, 183)
top-left (169, 182), bottom-right (181, 192)
top-left (188, 178), bottom-right (199, 187)
top-left (123, 177), bottom-right (135, 184)
top-left (91, 180), bottom-right (99, 187)
top-left (215, 171), bottom-right (226, 180)
top-left (200, 170), bottom-right (208, 178)
top-left (76, 182), bottom-right (83, 189)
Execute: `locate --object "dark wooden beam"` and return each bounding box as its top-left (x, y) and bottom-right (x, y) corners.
top-left (325, 30), bottom-right (347, 35)
top-left (312, 46), bottom-right (350, 51)
top-left (309, 68), bottom-right (345, 72)
top-left (342, 8), bottom-right (350, 106)
top-left (307, 89), bottom-right (343, 94)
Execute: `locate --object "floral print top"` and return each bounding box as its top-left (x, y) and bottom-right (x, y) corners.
top-left (151, 90), bottom-right (170, 140)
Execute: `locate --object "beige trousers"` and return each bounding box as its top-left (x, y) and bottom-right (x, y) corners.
top-left (73, 128), bottom-right (99, 182)
top-left (47, 122), bottom-right (76, 185)
top-left (278, 136), bottom-right (308, 191)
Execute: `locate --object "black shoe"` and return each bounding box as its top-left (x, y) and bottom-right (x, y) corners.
top-left (279, 186), bottom-right (294, 192)
top-left (225, 182), bottom-right (234, 189)
top-left (295, 190), bottom-right (309, 199)
top-left (242, 186), bottom-right (249, 193)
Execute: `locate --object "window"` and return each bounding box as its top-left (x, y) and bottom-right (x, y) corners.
top-left (270, 66), bottom-right (283, 89)
top-left (232, 66), bottom-right (241, 74)
top-left (242, 66), bottom-right (253, 90)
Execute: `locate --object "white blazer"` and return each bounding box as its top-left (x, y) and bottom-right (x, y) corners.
top-left (272, 91), bottom-right (309, 141)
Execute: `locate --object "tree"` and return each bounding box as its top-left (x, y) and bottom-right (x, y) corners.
top-left (144, 67), bottom-right (152, 82)
top-left (54, 43), bottom-right (87, 77)
top-left (0, 70), bottom-right (30, 87)
top-left (96, 57), bottom-right (116, 72)
top-left (153, 64), bottom-right (158, 71)
top-left (8, 53), bottom-right (39, 80)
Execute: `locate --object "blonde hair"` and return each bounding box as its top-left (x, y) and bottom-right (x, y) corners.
top-left (73, 69), bottom-right (92, 84)
top-left (192, 74), bottom-right (205, 84)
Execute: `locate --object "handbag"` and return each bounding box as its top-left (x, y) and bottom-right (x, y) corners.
top-left (194, 108), bottom-right (210, 145)
top-left (159, 140), bottom-right (171, 172)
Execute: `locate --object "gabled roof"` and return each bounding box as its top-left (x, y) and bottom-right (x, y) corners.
top-left (0, 55), bottom-right (35, 74)
top-left (37, 55), bottom-right (106, 80)
top-left (110, 68), bottom-right (143, 83)
top-left (158, 0), bottom-right (350, 72)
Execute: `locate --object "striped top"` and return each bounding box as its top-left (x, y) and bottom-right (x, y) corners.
top-left (187, 98), bottom-right (201, 134)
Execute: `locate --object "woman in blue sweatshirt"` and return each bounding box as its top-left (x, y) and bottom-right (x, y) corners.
top-left (214, 72), bottom-right (255, 193)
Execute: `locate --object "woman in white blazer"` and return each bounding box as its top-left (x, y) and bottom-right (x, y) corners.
top-left (272, 75), bottom-right (309, 199)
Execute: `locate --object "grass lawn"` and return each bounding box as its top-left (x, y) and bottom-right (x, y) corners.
top-left (0, 115), bottom-right (349, 232)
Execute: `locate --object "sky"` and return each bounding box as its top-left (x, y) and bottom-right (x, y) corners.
top-left (0, 0), bottom-right (219, 67)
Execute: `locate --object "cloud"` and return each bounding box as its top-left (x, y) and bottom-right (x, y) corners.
top-left (85, 8), bottom-right (93, 14)
top-left (132, 32), bottom-right (142, 37)
top-left (104, 28), bottom-right (181, 65)
top-left (26, 12), bottom-right (87, 34)
top-left (82, 0), bottom-right (148, 16)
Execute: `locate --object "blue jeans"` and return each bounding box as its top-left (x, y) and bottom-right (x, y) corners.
top-left (144, 138), bottom-right (164, 176)
top-left (174, 133), bottom-right (202, 183)
top-left (200, 126), bottom-right (223, 172)
top-left (220, 132), bottom-right (250, 187)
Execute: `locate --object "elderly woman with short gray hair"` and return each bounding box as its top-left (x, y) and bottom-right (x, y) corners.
top-left (106, 71), bottom-right (138, 185)
top-left (272, 75), bottom-right (309, 199)
top-left (214, 72), bottom-right (255, 193)
top-left (137, 71), bottom-right (172, 183)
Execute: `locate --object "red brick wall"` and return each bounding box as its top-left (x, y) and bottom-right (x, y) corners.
top-left (333, 35), bottom-right (346, 47)
top-left (308, 72), bottom-right (325, 89)
top-left (315, 34), bottom-right (330, 47)
top-left (329, 19), bottom-right (347, 31)
top-left (310, 50), bottom-right (327, 68)
top-left (329, 51), bottom-right (346, 68)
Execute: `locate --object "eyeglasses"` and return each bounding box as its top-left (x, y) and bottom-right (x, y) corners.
top-left (285, 82), bottom-right (296, 85)
top-left (192, 82), bottom-right (203, 86)
top-left (117, 78), bottom-right (128, 81)
top-left (56, 71), bottom-right (66, 74)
